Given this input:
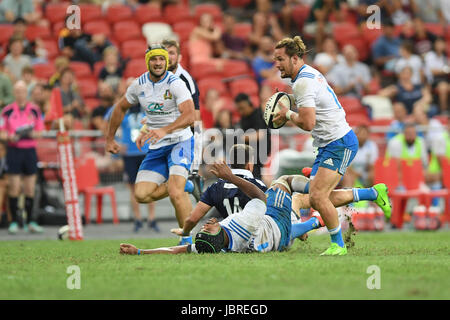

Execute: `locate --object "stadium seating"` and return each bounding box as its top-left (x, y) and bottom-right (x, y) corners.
top-left (120, 39), bottom-right (148, 59)
top-left (79, 4), bottom-right (103, 23)
top-left (227, 0), bottom-right (252, 8)
top-left (33, 63), bottom-right (56, 80)
top-left (194, 3), bottom-right (222, 23)
top-left (76, 157), bottom-right (119, 224)
top-left (163, 4), bottom-right (193, 25)
top-left (229, 77), bottom-right (259, 98)
top-left (70, 61), bottom-right (92, 78)
top-left (0, 24), bottom-right (14, 44)
top-left (172, 21), bottom-right (196, 43)
top-left (113, 21), bottom-right (142, 44)
top-left (77, 78), bottom-right (98, 99)
top-left (197, 77), bottom-right (227, 100)
top-left (332, 23), bottom-right (360, 47)
top-left (221, 60), bottom-right (251, 78)
top-left (45, 2), bottom-right (69, 24)
top-left (106, 4), bottom-right (133, 24)
top-left (84, 21), bottom-right (112, 37)
top-left (233, 22), bottom-right (252, 41)
top-left (189, 60), bottom-right (222, 80)
top-left (291, 5), bottom-right (311, 31)
top-left (84, 98), bottom-right (101, 112)
top-left (42, 39), bottom-right (59, 59)
top-left (25, 25), bottom-right (51, 41)
top-left (124, 59), bottom-right (148, 78)
top-left (424, 23), bottom-right (445, 37)
top-left (135, 4), bottom-right (164, 25)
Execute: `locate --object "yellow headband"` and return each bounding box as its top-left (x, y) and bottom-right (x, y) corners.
top-left (145, 48), bottom-right (169, 72)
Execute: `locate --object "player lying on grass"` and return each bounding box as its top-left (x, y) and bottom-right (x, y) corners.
top-left (120, 161), bottom-right (326, 255)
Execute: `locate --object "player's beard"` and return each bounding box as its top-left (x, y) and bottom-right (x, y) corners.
top-left (168, 60), bottom-right (178, 72)
top-left (149, 66), bottom-right (165, 79)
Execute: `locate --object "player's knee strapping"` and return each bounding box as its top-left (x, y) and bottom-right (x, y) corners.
top-left (270, 176), bottom-right (291, 193)
top-left (290, 175), bottom-right (310, 194)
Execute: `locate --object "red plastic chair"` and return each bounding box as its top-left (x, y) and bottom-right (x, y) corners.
top-left (93, 61), bottom-right (105, 78)
top-left (197, 77), bottom-right (227, 100)
top-left (113, 20), bottom-right (142, 43)
top-left (194, 3), bottom-right (222, 23)
top-left (79, 4), bottom-right (103, 23)
top-left (227, 0), bottom-right (252, 8)
top-left (135, 4), bottom-right (164, 25)
top-left (222, 60), bottom-right (250, 78)
top-left (332, 23), bottom-right (360, 46)
top-left (163, 4), bottom-right (193, 25)
top-left (76, 157), bottom-right (119, 224)
top-left (172, 21), bottom-right (196, 43)
top-left (339, 96), bottom-right (365, 114)
top-left (0, 25), bottom-right (14, 44)
top-left (45, 3), bottom-right (69, 24)
top-left (190, 60), bottom-right (222, 80)
top-left (84, 98), bottom-right (100, 112)
top-left (425, 23), bottom-right (444, 37)
top-left (124, 59), bottom-right (147, 78)
top-left (25, 25), bottom-right (51, 41)
top-left (261, 79), bottom-right (290, 94)
top-left (106, 4), bottom-right (133, 24)
top-left (233, 22), bottom-right (252, 41)
top-left (230, 77), bottom-right (259, 98)
top-left (42, 39), bottom-right (59, 59)
top-left (291, 5), bottom-right (311, 31)
top-left (84, 21), bottom-right (112, 37)
top-left (361, 24), bottom-right (383, 47)
top-left (70, 61), bottom-right (92, 78)
top-left (121, 39), bottom-right (148, 59)
top-left (33, 63), bottom-right (56, 80)
top-left (389, 159), bottom-right (427, 228)
top-left (77, 78), bottom-right (98, 99)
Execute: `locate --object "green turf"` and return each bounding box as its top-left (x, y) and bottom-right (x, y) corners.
top-left (1, 231), bottom-right (449, 300)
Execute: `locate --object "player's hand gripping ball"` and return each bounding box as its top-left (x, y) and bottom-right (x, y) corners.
top-left (263, 92), bottom-right (292, 129)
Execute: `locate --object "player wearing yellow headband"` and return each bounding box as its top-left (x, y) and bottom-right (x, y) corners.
top-left (105, 43), bottom-right (197, 245)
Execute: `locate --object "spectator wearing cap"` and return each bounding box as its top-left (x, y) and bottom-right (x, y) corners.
top-left (327, 44), bottom-right (372, 98)
top-left (234, 93), bottom-right (268, 179)
top-left (0, 80), bottom-right (44, 234)
top-left (3, 36), bottom-right (32, 82)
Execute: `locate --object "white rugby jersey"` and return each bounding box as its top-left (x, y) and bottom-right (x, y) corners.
top-left (289, 64), bottom-right (351, 147)
top-left (125, 71), bottom-right (193, 149)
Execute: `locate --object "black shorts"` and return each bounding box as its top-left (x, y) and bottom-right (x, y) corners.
top-left (123, 154), bottom-right (146, 184)
top-left (6, 147), bottom-right (38, 175)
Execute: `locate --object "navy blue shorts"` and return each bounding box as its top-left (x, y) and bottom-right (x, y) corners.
top-left (123, 154), bottom-right (146, 184)
top-left (310, 129), bottom-right (359, 178)
top-left (6, 147), bottom-right (38, 175)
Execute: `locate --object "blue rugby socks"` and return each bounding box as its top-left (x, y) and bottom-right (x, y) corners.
top-left (290, 216), bottom-right (320, 240)
top-left (328, 224), bottom-right (345, 248)
top-left (353, 187), bottom-right (378, 202)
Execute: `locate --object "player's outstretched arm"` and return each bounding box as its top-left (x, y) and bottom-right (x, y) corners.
top-left (210, 161), bottom-right (266, 203)
top-left (106, 96), bottom-right (133, 154)
top-left (171, 201), bottom-right (212, 236)
top-left (119, 243), bottom-right (189, 255)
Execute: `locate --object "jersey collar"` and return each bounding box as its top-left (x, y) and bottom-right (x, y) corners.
top-left (231, 169), bottom-right (254, 178)
top-left (173, 64), bottom-right (185, 77)
top-left (147, 71), bottom-right (169, 84)
top-left (291, 64), bottom-right (307, 83)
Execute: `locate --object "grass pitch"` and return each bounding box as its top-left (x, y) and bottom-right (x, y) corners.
top-left (1, 231), bottom-right (449, 300)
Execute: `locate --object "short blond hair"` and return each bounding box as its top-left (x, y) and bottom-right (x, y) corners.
top-left (275, 36), bottom-right (307, 58)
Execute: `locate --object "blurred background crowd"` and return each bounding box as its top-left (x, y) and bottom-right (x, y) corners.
top-left (0, 0), bottom-right (449, 230)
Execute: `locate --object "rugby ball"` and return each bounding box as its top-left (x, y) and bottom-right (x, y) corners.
top-left (263, 92), bottom-right (292, 129)
top-left (57, 225), bottom-right (69, 240)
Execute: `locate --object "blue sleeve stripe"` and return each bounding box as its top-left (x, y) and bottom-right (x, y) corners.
top-left (228, 224), bottom-right (250, 241)
top-left (168, 75), bottom-right (178, 84)
top-left (299, 72), bottom-right (315, 77)
top-left (299, 73), bottom-right (315, 79)
top-left (326, 86), bottom-right (343, 109)
top-left (138, 76), bottom-right (141, 85)
top-left (229, 219), bottom-right (251, 237)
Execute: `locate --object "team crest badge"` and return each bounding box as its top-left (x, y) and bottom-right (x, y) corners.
top-left (163, 90), bottom-right (173, 100)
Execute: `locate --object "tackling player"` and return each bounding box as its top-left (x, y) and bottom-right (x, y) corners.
top-left (106, 44), bottom-right (196, 245)
top-left (271, 36), bottom-right (391, 255)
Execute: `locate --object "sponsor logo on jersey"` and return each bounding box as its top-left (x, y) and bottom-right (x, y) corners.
top-left (146, 102), bottom-right (164, 112)
top-left (163, 90), bottom-right (173, 100)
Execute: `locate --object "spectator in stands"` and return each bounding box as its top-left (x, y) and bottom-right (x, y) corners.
top-left (356, 0), bottom-right (395, 25)
top-left (59, 26), bottom-right (111, 68)
top-left (409, 18), bottom-right (437, 56)
top-left (3, 36), bottom-right (32, 83)
top-left (412, 0), bottom-right (447, 24)
top-left (49, 56), bottom-right (70, 88)
top-left (379, 66), bottom-right (432, 115)
top-left (11, 17), bottom-right (33, 56)
top-left (190, 13), bottom-right (223, 59)
top-left (58, 68), bottom-right (84, 129)
top-left (428, 122), bottom-right (450, 193)
top-left (21, 66), bottom-right (36, 98)
top-left (219, 13), bottom-right (250, 61)
top-left (327, 44), bottom-right (372, 98)
top-left (0, 80), bottom-right (44, 234)
top-left (234, 93), bottom-right (268, 179)
top-left (90, 82), bottom-right (115, 132)
top-left (214, 107), bottom-right (233, 132)
top-left (303, 0), bottom-right (343, 51)
top-left (30, 83), bottom-right (51, 116)
top-left (0, 64), bottom-right (14, 109)
top-left (393, 40), bottom-right (425, 88)
top-left (248, 1), bottom-right (284, 52)
top-left (342, 124), bottom-right (378, 188)
top-left (313, 36), bottom-right (345, 76)
top-left (390, 0), bottom-right (415, 25)
top-left (385, 101), bottom-right (408, 140)
top-left (413, 105), bottom-right (444, 151)
top-left (201, 88), bottom-right (223, 130)
top-left (424, 37), bottom-right (449, 115)
top-left (251, 36), bottom-right (278, 85)
top-left (0, 140), bottom-right (8, 228)
top-left (372, 20), bottom-right (401, 72)
top-left (99, 46), bottom-right (124, 92)
top-left (385, 121), bottom-right (429, 190)
top-left (0, 0), bottom-right (41, 24)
